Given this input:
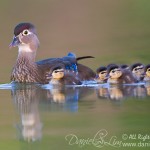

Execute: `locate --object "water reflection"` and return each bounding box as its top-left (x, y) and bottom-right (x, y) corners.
top-left (10, 83), bottom-right (93, 141)
top-left (9, 82), bottom-right (150, 142)
top-left (144, 82), bottom-right (150, 96)
top-left (96, 83), bottom-right (147, 101)
top-left (11, 84), bottom-right (42, 142)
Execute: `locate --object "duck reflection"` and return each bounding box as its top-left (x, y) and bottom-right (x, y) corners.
top-left (11, 83), bottom-right (93, 141)
top-left (11, 83), bottom-right (42, 142)
top-left (10, 82), bottom-right (149, 142)
top-left (96, 87), bottom-right (109, 99)
top-left (44, 85), bottom-right (94, 112)
top-left (108, 85), bottom-right (124, 100)
top-left (131, 85), bottom-right (147, 98)
top-left (96, 84), bottom-right (147, 101)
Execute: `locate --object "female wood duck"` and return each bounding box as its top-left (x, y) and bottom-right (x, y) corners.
top-left (143, 64), bottom-right (150, 82)
top-left (47, 64), bottom-right (82, 85)
top-left (107, 64), bottom-right (136, 84)
top-left (95, 66), bottom-right (108, 83)
top-left (9, 23), bottom-right (96, 84)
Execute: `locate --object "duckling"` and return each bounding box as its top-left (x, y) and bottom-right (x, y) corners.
top-left (47, 65), bottom-right (82, 85)
top-left (120, 64), bottom-right (129, 70)
top-left (130, 63), bottom-right (145, 82)
top-left (107, 64), bottom-right (136, 84)
top-left (9, 23), bottom-right (96, 83)
top-left (95, 66), bottom-right (108, 83)
top-left (143, 64), bottom-right (150, 82)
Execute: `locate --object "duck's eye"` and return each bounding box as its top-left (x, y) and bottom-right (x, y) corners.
top-left (54, 70), bottom-right (59, 73)
top-left (133, 68), bottom-right (138, 71)
top-left (100, 71), bottom-right (106, 75)
top-left (147, 68), bottom-right (150, 72)
top-left (22, 30), bottom-right (29, 36)
top-left (111, 70), bottom-right (115, 73)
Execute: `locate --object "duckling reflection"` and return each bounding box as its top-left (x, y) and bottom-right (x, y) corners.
top-left (46, 86), bottom-right (66, 103)
top-left (11, 83), bottom-right (43, 142)
top-left (144, 82), bottom-right (150, 96)
top-left (95, 84), bottom-right (147, 101)
top-left (131, 85), bottom-right (147, 98)
top-left (108, 85), bottom-right (124, 100)
top-left (96, 87), bottom-right (109, 99)
top-left (46, 86), bottom-right (94, 105)
top-left (44, 87), bottom-right (79, 112)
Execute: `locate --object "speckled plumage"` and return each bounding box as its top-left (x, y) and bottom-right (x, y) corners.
top-left (11, 54), bottom-right (48, 83)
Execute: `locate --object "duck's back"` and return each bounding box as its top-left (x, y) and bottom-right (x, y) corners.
top-left (36, 59), bottom-right (96, 81)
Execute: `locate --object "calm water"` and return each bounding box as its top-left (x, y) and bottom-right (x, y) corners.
top-left (0, 82), bottom-right (150, 150)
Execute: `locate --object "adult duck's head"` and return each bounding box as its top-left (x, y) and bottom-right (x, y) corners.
top-left (9, 23), bottom-right (40, 57)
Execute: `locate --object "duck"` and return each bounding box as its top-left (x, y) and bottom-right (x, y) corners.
top-left (143, 64), bottom-right (150, 82)
top-left (9, 23), bottom-right (96, 84)
top-left (120, 64), bottom-right (129, 70)
top-left (46, 64), bottom-right (82, 85)
top-left (95, 66), bottom-right (108, 83)
top-left (107, 64), bottom-right (136, 84)
top-left (130, 63), bottom-right (145, 82)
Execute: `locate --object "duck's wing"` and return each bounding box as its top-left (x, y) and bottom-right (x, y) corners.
top-left (36, 57), bottom-right (77, 72)
top-left (36, 58), bottom-right (62, 65)
top-left (36, 55), bottom-right (94, 65)
top-left (77, 63), bottom-right (96, 80)
top-left (36, 57), bottom-right (95, 81)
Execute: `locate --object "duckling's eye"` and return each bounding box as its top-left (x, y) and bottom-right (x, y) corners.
top-left (54, 70), bottom-right (59, 73)
top-left (111, 70), bottom-right (115, 73)
top-left (133, 68), bottom-right (138, 71)
top-left (100, 71), bottom-right (106, 74)
top-left (22, 30), bottom-right (29, 36)
top-left (147, 68), bottom-right (150, 72)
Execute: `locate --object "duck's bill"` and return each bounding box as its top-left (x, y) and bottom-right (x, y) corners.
top-left (9, 36), bottom-right (20, 48)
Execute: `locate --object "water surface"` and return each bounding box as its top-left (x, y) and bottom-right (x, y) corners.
top-left (0, 82), bottom-right (150, 150)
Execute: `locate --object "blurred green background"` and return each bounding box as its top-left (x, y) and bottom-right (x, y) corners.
top-left (0, 0), bottom-right (150, 150)
top-left (0, 0), bottom-right (150, 83)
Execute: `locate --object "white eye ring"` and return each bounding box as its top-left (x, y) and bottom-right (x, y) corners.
top-left (22, 29), bottom-right (29, 36)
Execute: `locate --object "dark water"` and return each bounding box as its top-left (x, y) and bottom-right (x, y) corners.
top-left (0, 82), bottom-right (150, 150)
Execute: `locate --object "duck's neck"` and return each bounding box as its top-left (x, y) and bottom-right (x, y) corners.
top-left (18, 45), bottom-right (37, 62)
top-left (11, 45), bottom-right (39, 83)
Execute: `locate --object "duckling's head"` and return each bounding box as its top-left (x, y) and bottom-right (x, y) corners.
top-left (120, 64), bottom-right (129, 70)
top-left (51, 66), bottom-right (65, 80)
top-left (130, 63), bottom-right (144, 80)
top-left (9, 23), bottom-right (40, 53)
top-left (145, 64), bottom-right (150, 77)
top-left (107, 64), bottom-right (122, 79)
top-left (96, 66), bottom-right (107, 81)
